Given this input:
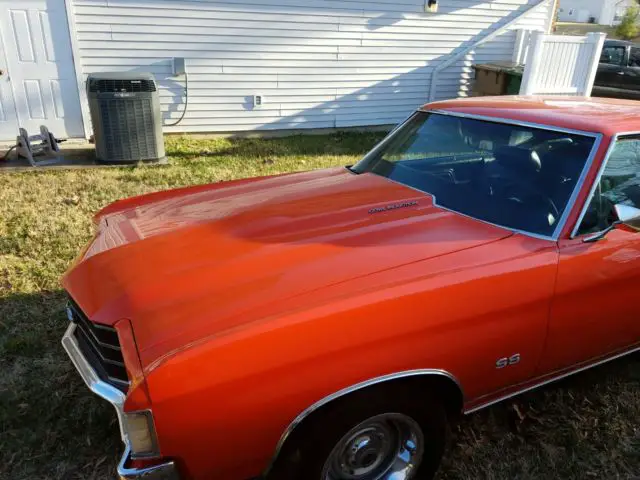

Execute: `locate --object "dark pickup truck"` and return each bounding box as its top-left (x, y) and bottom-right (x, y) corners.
top-left (594, 39), bottom-right (640, 100)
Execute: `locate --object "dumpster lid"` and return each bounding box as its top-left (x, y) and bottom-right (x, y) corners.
top-left (472, 61), bottom-right (524, 76)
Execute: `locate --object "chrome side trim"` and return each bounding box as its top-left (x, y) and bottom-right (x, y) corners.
top-left (263, 369), bottom-right (463, 476)
top-left (62, 323), bottom-right (128, 439)
top-left (465, 344), bottom-right (640, 415)
top-left (62, 323), bottom-right (178, 480)
top-left (428, 109), bottom-right (604, 241)
top-left (570, 131), bottom-right (640, 238)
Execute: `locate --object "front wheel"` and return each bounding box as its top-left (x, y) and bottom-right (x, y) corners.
top-left (290, 388), bottom-right (448, 480)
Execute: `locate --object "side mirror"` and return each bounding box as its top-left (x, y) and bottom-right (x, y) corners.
top-left (583, 204), bottom-right (640, 243)
top-left (615, 204), bottom-right (640, 229)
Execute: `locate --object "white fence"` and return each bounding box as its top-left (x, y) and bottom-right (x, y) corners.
top-left (515, 30), bottom-right (606, 96)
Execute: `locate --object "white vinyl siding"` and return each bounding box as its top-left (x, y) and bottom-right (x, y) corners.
top-left (71, 0), bottom-right (554, 133)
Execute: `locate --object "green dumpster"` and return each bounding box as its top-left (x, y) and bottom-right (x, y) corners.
top-left (472, 62), bottom-right (524, 96)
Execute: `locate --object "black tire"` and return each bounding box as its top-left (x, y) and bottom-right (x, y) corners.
top-left (283, 385), bottom-right (448, 480)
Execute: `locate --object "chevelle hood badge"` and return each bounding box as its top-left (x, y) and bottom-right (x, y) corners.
top-left (369, 201), bottom-right (418, 214)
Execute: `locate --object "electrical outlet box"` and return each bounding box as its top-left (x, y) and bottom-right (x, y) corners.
top-left (425, 0), bottom-right (438, 12)
top-left (172, 57), bottom-right (186, 76)
top-left (253, 94), bottom-right (264, 108)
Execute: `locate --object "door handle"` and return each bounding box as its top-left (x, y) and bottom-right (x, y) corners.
top-left (617, 71), bottom-right (626, 75)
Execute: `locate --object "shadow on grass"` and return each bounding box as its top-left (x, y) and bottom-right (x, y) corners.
top-left (0, 289), bottom-right (638, 479)
top-left (441, 350), bottom-right (640, 479)
top-left (0, 290), bottom-right (120, 480)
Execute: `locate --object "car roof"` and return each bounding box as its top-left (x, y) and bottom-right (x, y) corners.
top-left (604, 39), bottom-right (635, 47)
top-left (422, 96), bottom-right (640, 137)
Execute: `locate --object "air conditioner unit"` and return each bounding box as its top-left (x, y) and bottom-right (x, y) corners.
top-left (87, 72), bottom-right (166, 163)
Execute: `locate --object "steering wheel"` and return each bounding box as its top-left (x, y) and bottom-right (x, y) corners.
top-left (488, 177), bottom-right (561, 227)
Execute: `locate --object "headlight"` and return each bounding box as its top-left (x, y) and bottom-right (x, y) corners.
top-left (124, 410), bottom-right (159, 458)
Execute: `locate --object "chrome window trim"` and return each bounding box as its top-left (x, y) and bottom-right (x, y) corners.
top-left (427, 109), bottom-right (602, 138)
top-left (465, 344), bottom-right (640, 414)
top-left (263, 369), bottom-right (463, 477)
top-left (62, 323), bottom-right (175, 475)
top-left (570, 131), bottom-right (640, 238)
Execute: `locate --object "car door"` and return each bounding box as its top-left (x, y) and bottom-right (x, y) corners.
top-left (538, 136), bottom-right (640, 374)
top-left (595, 44), bottom-right (628, 92)
top-left (619, 46), bottom-right (640, 93)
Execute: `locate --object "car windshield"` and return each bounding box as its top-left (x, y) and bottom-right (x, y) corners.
top-left (352, 112), bottom-right (597, 238)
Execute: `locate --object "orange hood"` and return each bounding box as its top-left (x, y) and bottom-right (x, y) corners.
top-left (62, 167), bottom-right (512, 369)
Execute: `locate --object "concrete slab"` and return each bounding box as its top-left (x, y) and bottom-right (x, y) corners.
top-left (0, 141), bottom-right (166, 172)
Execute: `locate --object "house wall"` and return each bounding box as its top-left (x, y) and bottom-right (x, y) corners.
top-left (70, 0), bottom-right (554, 134)
top-left (557, 0), bottom-right (603, 23)
top-left (600, 0), bottom-right (635, 26)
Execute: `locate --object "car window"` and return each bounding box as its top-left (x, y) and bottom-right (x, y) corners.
top-left (601, 46), bottom-right (626, 65)
top-left (577, 138), bottom-right (640, 235)
top-left (630, 47), bottom-right (640, 67)
top-left (353, 112), bottom-right (596, 238)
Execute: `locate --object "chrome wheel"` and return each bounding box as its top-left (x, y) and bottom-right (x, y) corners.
top-left (320, 413), bottom-right (424, 480)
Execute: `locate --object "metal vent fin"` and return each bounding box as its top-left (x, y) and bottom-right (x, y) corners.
top-left (98, 97), bottom-right (159, 161)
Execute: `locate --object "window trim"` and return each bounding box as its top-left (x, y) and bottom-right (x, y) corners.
top-left (570, 132), bottom-right (640, 239)
top-left (629, 47), bottom-right (640, 68)
top-left (601, 45), bottom-right (627, 66)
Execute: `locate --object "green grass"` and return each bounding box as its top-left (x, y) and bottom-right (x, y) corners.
top-left (555, 22), bottom-right (619, 38)
top-left (554, 22), bottom-right (638, 41)
top-left (0, 132), bottom-right (638, 479)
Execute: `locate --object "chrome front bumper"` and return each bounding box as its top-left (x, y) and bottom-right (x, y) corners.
top-left (62, 323), bottom-right (179, 480)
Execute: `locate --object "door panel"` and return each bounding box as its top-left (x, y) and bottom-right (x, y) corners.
top-left (539, 230), bottom-right (640, 373)
top-left (0, 0), bottom-right (84, 140)
top-left (595, 64), bottom-right (627, 89)
top-left (0, 25), bottom-right (18, 140)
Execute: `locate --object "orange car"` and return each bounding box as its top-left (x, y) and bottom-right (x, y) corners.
top-left (62, 96), bottom-right (640, 480)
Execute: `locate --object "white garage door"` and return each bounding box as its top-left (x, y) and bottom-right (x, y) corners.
top-left (0, 0), bottom-right (84, 141)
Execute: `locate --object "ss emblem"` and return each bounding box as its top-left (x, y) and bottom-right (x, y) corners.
top-left (496, 353), bottom-right (521, 369)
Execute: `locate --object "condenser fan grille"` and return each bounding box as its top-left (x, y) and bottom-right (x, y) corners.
top-left (98, 97), bottom-right (159, 161)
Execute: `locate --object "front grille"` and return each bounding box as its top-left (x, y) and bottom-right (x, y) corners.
top-left (88, 79), bottom-right (157, 93)
top-left (67, 297), bottom-right (130, 392)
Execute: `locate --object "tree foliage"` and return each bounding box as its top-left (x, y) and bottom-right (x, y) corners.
top-left (616, 5), bottom-right (640, 40)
